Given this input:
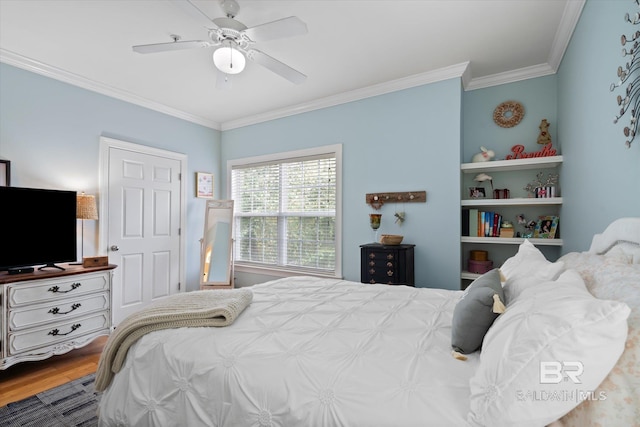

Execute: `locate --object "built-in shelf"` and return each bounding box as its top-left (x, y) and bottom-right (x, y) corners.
top-left (461, 236), bottom-right (563, 246)
top-left (461, 197), bottom-right (563, 207)
top-left (459, 154), bottom-right (563, 286)
top-left (461, 155), bottom-right (563, 173)
top-left (461, 271), bottom-right (482, 280)
top-left (462, 271), bottom-right (493, 281)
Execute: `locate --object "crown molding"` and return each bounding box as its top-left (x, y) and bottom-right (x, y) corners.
top-left (463, 0), bottom-right (585, 91)
top-left (0, 49), bottom-right (221, 130)
top-left (548, 0), bottom-right (586, 71)
top-left (465, 63), bottom-right (557, 91)
top-left (2, 0), bottom-right (584, 131)
top-left (221, 62), bottom-right (470, 130)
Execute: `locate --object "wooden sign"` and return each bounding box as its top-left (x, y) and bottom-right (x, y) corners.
top-left (505, 143), bottom-right (557, 160)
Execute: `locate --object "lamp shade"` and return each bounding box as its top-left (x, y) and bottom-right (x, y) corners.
top-left (77, 193), bottom-right (98, 220)
top-left (213, 42), bottom-right (246, 75)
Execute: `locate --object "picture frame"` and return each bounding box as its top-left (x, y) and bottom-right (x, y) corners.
top-left (0, 160), bottom-right (10, 187)
top-left (534, 215), bottom-right (559, 239)
top-left (469, 187), bottom-right (486, 199)
top-left (196, 172), bottom-right (214, 199)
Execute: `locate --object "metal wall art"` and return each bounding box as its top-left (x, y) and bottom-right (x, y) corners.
top-left (612, 1), bottom-right (640, 148)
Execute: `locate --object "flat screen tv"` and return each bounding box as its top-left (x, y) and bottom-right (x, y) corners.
top-left (0, 186), bottom-right (77, 272)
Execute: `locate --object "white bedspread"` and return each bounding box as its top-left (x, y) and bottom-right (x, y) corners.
top-left (98, 276), bottom-right (478, 427)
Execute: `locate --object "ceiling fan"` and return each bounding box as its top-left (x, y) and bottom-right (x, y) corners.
top-left (133, 0), bottom-right (307, 88)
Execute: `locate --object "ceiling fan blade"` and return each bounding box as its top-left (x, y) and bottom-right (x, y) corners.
top-left (246, 49), bottom-right (306, 84)
top-left (244, 16), bottom-right (307, 42)
top-left (216, 70), bottom-right (233, 90)
top-left (168, 0), bottom-right (218, 30)
top-left (132, 40), bottom-right (215, 54)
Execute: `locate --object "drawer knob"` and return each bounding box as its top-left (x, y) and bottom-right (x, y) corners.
top-left (369, 261), bottom-right (375, 266)
top-left (387, 270), bottom-right (394, 276)
top-left (368, 253), bottom-right (376, 259)
top-left (386, 262), bottom-right (393, 267)
top-left (387, 254), bottom-right (394, 260)
top-left (369, 279), bottom-right (376, 284)
top-left (48, 303), bottom-right (81, 315)
top-left (48, 323), bottom-right (81, 336)
top-left (369, 268), bottom-right (375, 274)
top-left (48, 283), bottom-right (81, 293)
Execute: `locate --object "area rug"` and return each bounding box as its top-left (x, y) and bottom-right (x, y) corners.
top-left (0, 373), bottom-right (99, 427)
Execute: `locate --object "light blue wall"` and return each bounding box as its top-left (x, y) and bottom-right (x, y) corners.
top-left (463, 76), bottom-right (558, 162)
top-left (3, 0), bottom-right (637, 292)
top-left (0, 63), bottom-right (221, 291)
top-left (557, 0), bottom-right (640, 252)
top-left (222, 79), bottom-right (463, 289)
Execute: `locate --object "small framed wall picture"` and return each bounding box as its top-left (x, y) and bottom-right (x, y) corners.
top-left (0, 160), bottom-right (10, 187)
top-left (534, 215), bottom-right (559, 239)
top-left (196, 172), bottom-right (214, 198)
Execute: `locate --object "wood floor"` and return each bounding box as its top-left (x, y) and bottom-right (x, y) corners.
top-left (0, 336), bottom-right (107, 407)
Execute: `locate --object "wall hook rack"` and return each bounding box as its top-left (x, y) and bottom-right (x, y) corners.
top-left (365, 191), bottom-right (426, 210)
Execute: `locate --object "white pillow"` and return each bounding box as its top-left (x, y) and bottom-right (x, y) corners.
top-left (467, 269), bottom-right (630, 427)
top-left (500, 240), bottom-right (564, 304)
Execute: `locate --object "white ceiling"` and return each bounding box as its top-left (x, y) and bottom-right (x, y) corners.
top-left (0, 0), bottom-right (585, 130)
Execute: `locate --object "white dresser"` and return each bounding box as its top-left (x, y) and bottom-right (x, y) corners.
top-left (0, 264), bottom-right (115, 369)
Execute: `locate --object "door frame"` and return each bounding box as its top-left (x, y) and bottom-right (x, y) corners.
top-left (98, 136), bottom-right (188, 297)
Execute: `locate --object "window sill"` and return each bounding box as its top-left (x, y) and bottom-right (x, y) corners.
top-left (234, 263), bottom-right (342, 280)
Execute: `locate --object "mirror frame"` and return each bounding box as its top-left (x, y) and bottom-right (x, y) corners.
top-left (199, 199), bottom-right (234, 289)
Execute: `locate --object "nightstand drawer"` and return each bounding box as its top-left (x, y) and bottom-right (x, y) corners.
top-left (360, 244), bottom-right (415, 285)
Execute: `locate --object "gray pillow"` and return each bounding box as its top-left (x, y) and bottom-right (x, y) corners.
top-left (451, 269), bottom-right (505, 354)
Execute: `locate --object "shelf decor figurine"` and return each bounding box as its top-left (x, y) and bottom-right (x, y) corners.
top-left (537, 119), bottom-right (552, 145)
top-left (524, 172), bottom-right (558, 198)
top-left (471, 146), bottom-right (495, 162)
top-left (516, 214), bottom-right (537, 238)
top-left (474, 173), bottom-right (493, 190)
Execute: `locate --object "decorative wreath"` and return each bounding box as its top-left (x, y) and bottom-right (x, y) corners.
top-left (493, 101), bottom-right (525, 128)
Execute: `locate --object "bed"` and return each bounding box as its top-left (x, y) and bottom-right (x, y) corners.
top-left (96, 218), bottom-right (640, 427)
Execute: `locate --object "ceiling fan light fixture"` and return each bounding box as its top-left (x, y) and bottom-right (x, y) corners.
top-left (213, 41), bottom-right (246, 74)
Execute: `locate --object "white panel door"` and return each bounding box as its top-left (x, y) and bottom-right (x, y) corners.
top-left (107, 145), bottom-right (183, 325)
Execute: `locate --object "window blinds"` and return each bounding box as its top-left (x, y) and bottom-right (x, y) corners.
top-left (231, 154), bottom-right (337, 273)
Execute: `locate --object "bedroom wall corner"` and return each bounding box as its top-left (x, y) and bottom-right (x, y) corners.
top-left (0, 62), bottom-right (221, 292)
top-left (557, 0), bottom-right (640, 253)
top-left (221, 78), bottom-right (463, 290)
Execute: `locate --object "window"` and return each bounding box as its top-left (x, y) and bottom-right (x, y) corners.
top-left (229, 145), bottom-right (342, 277)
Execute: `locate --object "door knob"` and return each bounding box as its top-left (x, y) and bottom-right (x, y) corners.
top-left (110, 245), bottom-right (120, 251)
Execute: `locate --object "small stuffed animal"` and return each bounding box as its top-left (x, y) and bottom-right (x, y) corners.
top-left (471, 146), bottom-right (495, 162)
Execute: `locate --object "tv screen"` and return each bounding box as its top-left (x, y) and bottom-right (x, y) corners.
top-left (0, 186), bottom-right (77, 272)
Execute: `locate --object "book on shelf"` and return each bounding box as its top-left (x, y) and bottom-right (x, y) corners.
top-left (473, 211), bottom-right (503, 237)
top-left (462, 208), bottom-right (479, 237)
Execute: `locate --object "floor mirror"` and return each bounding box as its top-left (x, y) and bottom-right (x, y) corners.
top-left (200, 199), bottom-right (234, 289)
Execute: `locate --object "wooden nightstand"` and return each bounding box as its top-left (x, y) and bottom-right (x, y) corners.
top-left (360, 243), bottom-right (415, 286)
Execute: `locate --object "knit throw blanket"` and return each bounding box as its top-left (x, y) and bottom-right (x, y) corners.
top-left (94, 288), bottom-right (253, 391)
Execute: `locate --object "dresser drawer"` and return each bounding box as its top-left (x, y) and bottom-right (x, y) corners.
top-left (7, 272), bottom-right (110, 307)
top-left (7, 311), bottom-right (110, 356)
top-left (8, 292), bottom-right (110, 332)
